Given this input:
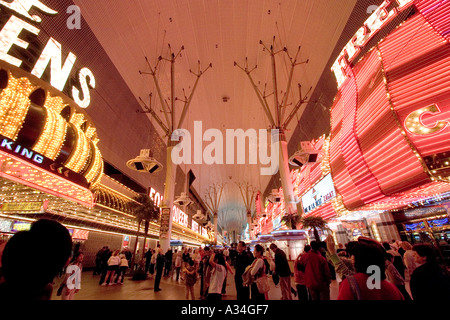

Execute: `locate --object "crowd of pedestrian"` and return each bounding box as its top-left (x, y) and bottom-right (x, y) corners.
top-left (0, 219), bottom-right (448, 301)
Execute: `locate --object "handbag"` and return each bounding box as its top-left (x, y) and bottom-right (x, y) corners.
top-left (255, 258), bottom-right (270, 294)
top-left (256, 275), bottom-right (270, 294)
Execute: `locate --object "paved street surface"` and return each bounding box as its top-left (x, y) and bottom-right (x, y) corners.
top-left (51, 269), bottom-right (341, 300)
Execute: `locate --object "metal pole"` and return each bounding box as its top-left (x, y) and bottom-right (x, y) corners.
top-left (159, 137), bottom-right (177, 252)
top-left (271, 48), bottom-right (280, 126)
top-left (277, 129), bottom-right (297, 216)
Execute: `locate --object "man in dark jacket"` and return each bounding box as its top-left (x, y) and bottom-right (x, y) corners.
top-left (164, 249), bottom-right (173, 277)
top-left (154, 248), bottom-right (165, 292)
top-left (410, 244), bottom-right (450, 300)
top-left (199, 247), bottom-right (212, 300)
top-left (270, 243), bottom-right (293, 300)
top-left (234, 241), bottom-right (253, 300)
top-left (99, 246), bottom-right (112, 285)
top-left (301, 241), bottom-right (331, 300)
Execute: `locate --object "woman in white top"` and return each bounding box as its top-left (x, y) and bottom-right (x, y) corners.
top-left (114, 253), bottom-right (129, 284)
top-left (149, 249), bottom-right (157, 277)
top-left (401, 241), bottom-right (417, 282)
top-left (175, 251), bottom-right (183, 281)
top-left (193, 249), bottom-right (202, 271)
top-left (61, 252), bottom-right (83, 300)
top-left (250, 244), bottom-right (267, 300)
top-left (206, 252), bottom-right (227, 301)
top-left (103, 249), bottom-right (120, 286)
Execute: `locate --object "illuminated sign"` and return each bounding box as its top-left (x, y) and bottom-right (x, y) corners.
top-left (0, 201), bottom-right (45, 212)
top-left (149, 187), bottom-right (163, 207)
top-left (172, 205), bottom-right (188, 228)
top-left (405, 222), bottom-right (426, 231)
top-left (72, 229), bottom-right (89, 240)
top-left (159, 207), bottom-right (170, 239)
top-left (191, 220), bottom-right (199, 233)
top-left (122, 235), bottom-right (130, 248)
top-left (201, 226), bottom-right (208, 238)
top-left (272, 216), bottom-right (282, 231)
top-left (0, 218), bottom-right (12, 232)
top-left (0, 134), bottom-right (89, 188)
top-left (301, 174), bottom-right (336, 214)
top-left (0, 0), bottom-right (96, 108)
top-left (11, 220), bottom-right (31, 232)
top-left (331, 0), bottom-right (415, 88)
top-left (428, 217), bottom-right (449, 228)
top-left (170, 240), bottom-right (183, 247)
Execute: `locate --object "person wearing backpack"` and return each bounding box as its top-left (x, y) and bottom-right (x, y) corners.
top-left (183, 259), bottom-right (197, 300)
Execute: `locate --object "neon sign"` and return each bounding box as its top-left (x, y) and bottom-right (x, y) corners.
top-left (301, 174), bottom-right (336, 214)
top-left (404, 105), bottom-right (449, 136)
top-left (0, 0), bottom-right (96, 108)
top-left (172, 205), bottom-right (188, 228)
top-left (149, 187), bottom-right (163, 207)
top-left (331, 0), bottom-right (415, 88)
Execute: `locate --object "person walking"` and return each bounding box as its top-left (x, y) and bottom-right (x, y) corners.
top-left (60, 252), bottom-right (83, 300)
top-left (385, 252), bottom-right (412, 300)
top-left (154, 248), bottom-right (165, 292)
top-left (199, 247), bottom-right (212, 300)
top-left (183, 259), bottom-right (197, 300)
top-left (181, 247), bottom-right (190, 281)
top-left (234, 241), bottom-right (253, 301)
top-left (401, 241), bottom-right (417, 282)
top-left (98, 246), bottom-right (112, 285)
top-left (294, 245), bottom-right (311, 301)
top-left (383, 242), bottom-right (405, 279)
top-left (174, 250), bottom-right (183, 281)
top-left (164, 249), bottom-right (173, 277)
top-left (149, 249), bottom-right (156, 278)
top-left (250, 244), bottom-right (269, 301)
top-left (145, 248), bottom-right (153, 274)
top-left (269, 243), bottom-right (293, 300)
top-left (93, 247), bottom-right (105, 275)
top-left (103, 249), bottom-right (120, 286)
top-left (194, 249), bottom-right (202, 271)
top-left (206, 252), bottom-right (227, 301)
top-left (301, 241), bottom-right (331, 300)
top-left (410, 244), bottom-right (450, 300)
top-left (114, 253), bottom-right (129, 284)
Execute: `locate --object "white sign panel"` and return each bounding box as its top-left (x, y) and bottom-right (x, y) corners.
top-left (172, 205), bottom-right (188, 228)
top-left (301, 174), bottom-right (336, 214)
top-left (191, 220), bottom-right (198, 233)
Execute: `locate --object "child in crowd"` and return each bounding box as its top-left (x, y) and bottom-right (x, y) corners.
top-left (183, 259), bottom-right (197, 300)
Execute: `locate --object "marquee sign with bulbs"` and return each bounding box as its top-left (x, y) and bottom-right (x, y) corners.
top-left (0, 0), bottom-right (103, 207)
top-left (328, 0), bottom-right (450, 211)
top-left (259, 0), bottom-right (450, 232)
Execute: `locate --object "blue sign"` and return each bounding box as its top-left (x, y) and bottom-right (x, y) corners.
top-left (405, 222), bottom-right (425, 231)
top-left (428, 217), bottom-right (449, 228)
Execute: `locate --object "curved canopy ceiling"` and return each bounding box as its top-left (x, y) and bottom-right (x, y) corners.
top-left (73, 0), bottom-right (359, 229)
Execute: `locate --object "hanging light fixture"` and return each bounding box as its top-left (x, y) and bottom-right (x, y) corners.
top-left (126, 149), bottom-right (163, 174)
top-left (173, 191), bottom-right (193, 207)
top-left (289, 141), bottom-right (319, 167)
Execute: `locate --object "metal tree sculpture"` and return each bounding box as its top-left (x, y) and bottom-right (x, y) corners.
top-left (235, 37), bottom-right (311, 222)
top-left (204, 183), bottom-right (225, 244)
top-left (236, 182), bottom-right (257, 239)
top-left (139, 44), bottom-right (211, 251)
